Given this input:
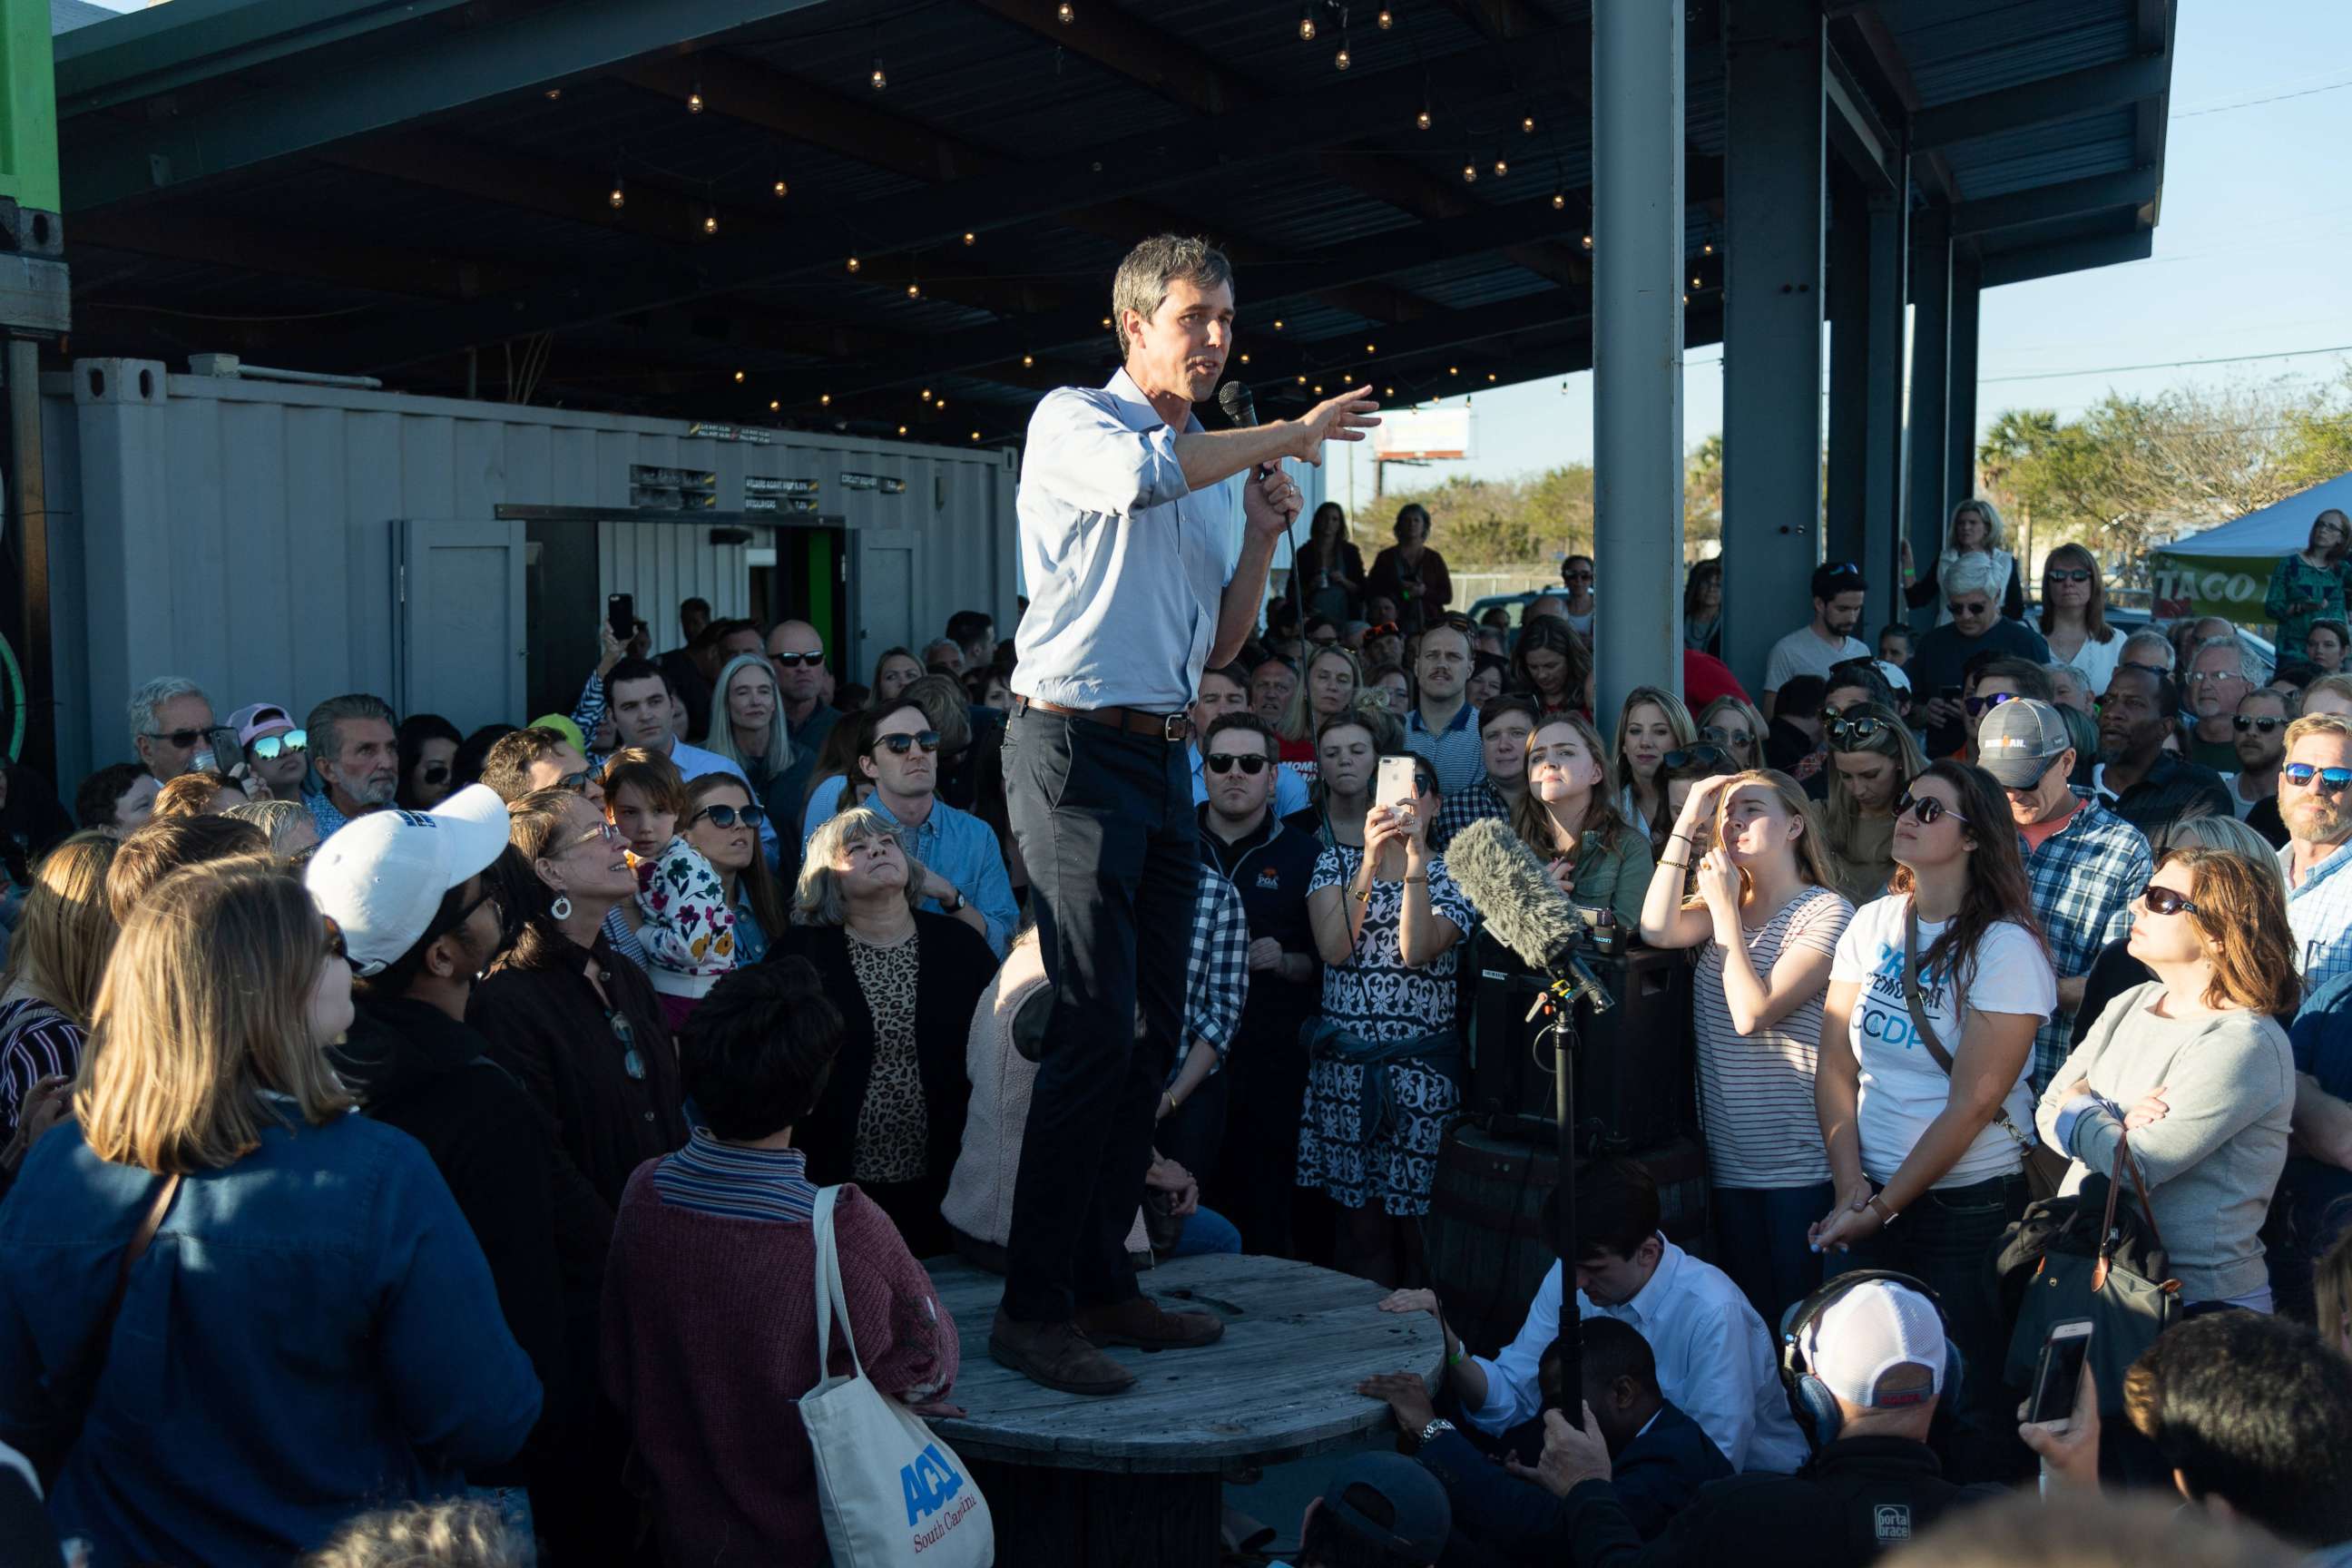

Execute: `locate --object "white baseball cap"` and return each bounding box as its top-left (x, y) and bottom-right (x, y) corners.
top-left (1801, 1279), bottom-right (1945, 1409)
top-left (304, 784), bottom-right (512, 976)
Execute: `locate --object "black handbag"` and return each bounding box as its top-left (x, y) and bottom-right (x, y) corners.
top-left (1994, 1131), bottom-right (2180, 1413)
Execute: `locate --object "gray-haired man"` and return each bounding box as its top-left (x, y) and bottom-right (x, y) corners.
top-left (995, 233), bottom-right (1377, 1396)
top-left (304, 692), bottom-right (399, 841)
top-left (127, 677), bottom-right (215, 782)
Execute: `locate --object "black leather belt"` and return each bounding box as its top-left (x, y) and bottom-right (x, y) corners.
top-left (1014, 694), bottom-right (1191, 742)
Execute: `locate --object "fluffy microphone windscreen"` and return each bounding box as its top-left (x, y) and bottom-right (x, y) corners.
top-left (1445, 817), bottom-right (1588, 973)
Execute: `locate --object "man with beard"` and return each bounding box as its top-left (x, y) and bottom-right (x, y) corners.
top-left (307, 786), bottom-right (577, 1547)
top-left (2231, 687), bottom-right (2291, 847)
top-left (2087, 664), bottom-right (2230, 841)
top-left (2280, 713), bottom-right (2352, 990)
top-left (303, 693), bottom-right (400, 841)
top-left (1761, 564), bottom-right (1869, 721)
top-left (1406, 617), bottom-right (1482, 798)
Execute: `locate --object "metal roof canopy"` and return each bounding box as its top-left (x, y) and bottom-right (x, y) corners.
top-left (47, 0), bottom-right (2173, 443)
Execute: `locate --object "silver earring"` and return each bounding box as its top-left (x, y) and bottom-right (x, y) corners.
top-left (550, 894), bottom-right (573, 920)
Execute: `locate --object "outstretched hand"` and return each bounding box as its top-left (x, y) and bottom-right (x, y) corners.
top-left (1504, 1404), bottom-right (1612, 1496)
top-left (1289, 387), bottom-right (1381, 466)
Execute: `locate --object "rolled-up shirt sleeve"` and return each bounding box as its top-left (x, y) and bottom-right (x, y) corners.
top-left (1024, 391), bottom-right (1194, 518)
top-left (1465, 1261), bottom-right (1558, 1434)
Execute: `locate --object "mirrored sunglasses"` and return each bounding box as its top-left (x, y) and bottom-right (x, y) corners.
top-left (877, 730), bottom-right (941, 757)
top-left (251, 730), bottom-right (308, 760)
top-left (2284, 762), bottom-right (2352, 794)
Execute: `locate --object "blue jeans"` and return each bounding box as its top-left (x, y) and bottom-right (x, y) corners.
top-left (1830, 1171), bottom-right (2026, 1481)
top-left (1712, 1181), bottom-right (1834, 1331)
top-left (1165, 1205), bottom-right (1242, 1259)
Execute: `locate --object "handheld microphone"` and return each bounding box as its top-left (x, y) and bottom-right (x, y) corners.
top-left (1216, 379), bottom-right (1279, 480)
top-left (1444, 818), bottom-right (1615, 1014)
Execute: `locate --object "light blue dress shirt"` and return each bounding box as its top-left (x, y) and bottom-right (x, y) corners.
top-left (1012, 368), bottom-right (1239, 712)
top-left (804, 789), bottom-right (1016, 959)
top-left (2285, 838), bottom-right (2352, 992)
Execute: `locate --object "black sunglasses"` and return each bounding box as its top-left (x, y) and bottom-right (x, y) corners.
top-left (2137, 883), bottom-right (2200, 918)
top-left (2045, 568), bottom-right (2094, 584)
top-left (771, 650), bottom-right (824, 669)
top-left (2233, 715), bottom-right (2285, 734)
top-left (421, 762), bottom-right (452, 785)
top-left (557, 769), bottom-right (594, 795)
top-left (1205, 752), bottom-right (1270, 775)
top-left (694, 802), bottom-right (767, 829)
top-left (145, 726), bottom-right (208, 750)
top-left (1964, 691), bottom-right (2018, 719)
top-left (877, 730), bottom-right (941, 756)
top-left (1894, 789), bottom-right (1965, 827)
top-left (1661, 744), bottom-right (1728, 770)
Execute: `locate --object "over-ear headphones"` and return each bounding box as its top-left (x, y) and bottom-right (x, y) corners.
top-left (1776, 1269), bottom-right (1963, 1451)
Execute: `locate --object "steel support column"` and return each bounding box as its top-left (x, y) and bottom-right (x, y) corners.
top-left (1720, 0), bottom-right (1828, 696)
top-left (1592, 0), bottom-right (1685, 717)
top-left (1945, 255), bottom-right (1982, 525)
top-left (1860, 191), bottom-right (1910, 624)
top-left (1905, 206), bottom-right (1952, 626)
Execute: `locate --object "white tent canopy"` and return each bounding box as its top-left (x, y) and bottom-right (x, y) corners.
top-left (2159, 470), bottom-right (2352, 557)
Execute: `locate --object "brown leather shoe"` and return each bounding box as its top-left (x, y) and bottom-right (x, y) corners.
top-left (989, 1308), bottom-right (1137, 1396)
top-left (1073, 1294), bottom-right (1226, 1350)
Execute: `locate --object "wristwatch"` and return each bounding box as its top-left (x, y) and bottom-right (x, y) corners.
top-left (1416, 1416), bottom-right (1457, 1452)
top-left (943, 889), bottom-right (966, 913)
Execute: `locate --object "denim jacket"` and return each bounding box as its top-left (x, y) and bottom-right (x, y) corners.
top-left (0, 1104), bottom-right (541, 1567)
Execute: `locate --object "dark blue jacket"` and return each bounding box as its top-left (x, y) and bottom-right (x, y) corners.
top-left (0, 1105), bottom-right (541, 1567)
top-left (1421, 1398), bottom-right (1733, 1562)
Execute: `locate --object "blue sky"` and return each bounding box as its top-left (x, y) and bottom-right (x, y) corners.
top-left (1330, 0), bottom-right (2352, 505)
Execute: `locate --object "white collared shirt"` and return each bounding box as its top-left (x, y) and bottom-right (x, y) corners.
top-left (1465, 1236), bottom-right (1808, 1474)
top-left (1012, 368), bottom-right (1240, 712)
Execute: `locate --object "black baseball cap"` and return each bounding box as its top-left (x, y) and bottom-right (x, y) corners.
top-left (1812, 561), bottom-right (1866, 601)
top-left (1317, 1453), bottom-right (1451, 1563)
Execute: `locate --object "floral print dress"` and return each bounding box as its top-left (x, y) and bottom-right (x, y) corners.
top-left (636, 836), bottom-right (738, 1002)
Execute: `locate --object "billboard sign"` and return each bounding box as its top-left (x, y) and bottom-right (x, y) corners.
top-left (1374, 407), bottom-right (1472, 462)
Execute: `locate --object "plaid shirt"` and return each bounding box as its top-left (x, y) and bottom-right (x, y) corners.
top-left (1432, 777), bottom-right (1511, 854)
top-left (1406, 701), bottom-right (1485, 799)
top-left (2022, 792), bottom-right (2151, 1091)
top-left (2285, 838), bottom-right (2352, 995)
top-left (1181, 870), bottom-right (1250, 1074)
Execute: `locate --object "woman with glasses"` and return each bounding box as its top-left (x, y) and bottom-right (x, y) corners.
top-left (1902, 496), bottom-right (2025, 624)
top-left (1819, 702), bottom-right (1927, 906)
top-left (704, 652), bottom-right (794, 804)
top-left (1300, 750), bottom-right (1473, 1286)
top-left (1641, 770), bottom-right (1853, 1324)
top-left (779, 807), bottom-right (994, 1259)
top-left (2265, 508), bottom-right (2352, 655)
top-left (1510, 615), bottom-right (1591, 720)
top-left (683, 774), bottom-right (787, 966)
top-left (1812, 760), bottom-right (2055, 1475)
top-left (0, 861), bottom-right (541, 1564)
top-left (1514, 713), bottom-right (1654, 927)
top-left (1281, 645), bottom-right (1365, 767)
top-left (1612, 685), bottom-right (1698, 838)
top-left (395, 712), bottom-right (464, 810)
top-left (2037, 544), bottom-right (2123, 698)
top-left (472, 788), bottom-right (688, 1215)
top-left (1697, 695), bottom-right (1767, 773)
top-left (2036, 848), bottom-right (2298, 1310)
top-left (1684, 559), bottom-right (1724, 658)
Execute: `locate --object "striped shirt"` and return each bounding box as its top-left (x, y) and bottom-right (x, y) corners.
top-left (650, 1129), bottom-right (818, 1223)
top-left (0, 995), bottom-right (83, 1146)
top-left (1693, 884), bottom-right (1851, 1188)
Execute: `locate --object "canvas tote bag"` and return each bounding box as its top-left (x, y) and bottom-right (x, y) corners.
top-left (800, 1185), bottom-right (994, 1568)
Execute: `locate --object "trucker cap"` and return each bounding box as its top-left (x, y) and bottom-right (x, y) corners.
top-left (1800, 1279), bottom-right (1946, 1409)
top-left (1975, 698), bottom-right (2073, 789)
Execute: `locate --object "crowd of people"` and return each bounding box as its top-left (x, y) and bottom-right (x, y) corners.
top-left (0, 235), bottom-right (2349, 1563)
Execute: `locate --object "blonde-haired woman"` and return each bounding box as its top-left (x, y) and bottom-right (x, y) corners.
top-left (1642, 771), bottom-right (1853, 1323)
top-left (1280, 643), bottom-right (1364, 766)
top-left (1610, 684), bottom-right (1696, 838)
top-left (0, 860), bottom-right (540, 1564)
top-left (1818, 703), bottom-right (1927, 906)
top-left (2039, 848), bottom-right (2299, 1309)
top-left (1903, 497), bottom-right (2024, 622)
top-left (1515, 712), bottom-right (1653, 927)
top-left (1697, 694), bottom-right (1768, 775)
top-left (221, 797), bottom-right (321, 861)
top-left (776, 806), bottom-right (993, 1257)
top-left (0, 832), bottom-right (116, 1150)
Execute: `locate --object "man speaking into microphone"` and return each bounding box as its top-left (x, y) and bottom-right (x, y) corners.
top-left (995, 234), bottom-right (1378, 1395)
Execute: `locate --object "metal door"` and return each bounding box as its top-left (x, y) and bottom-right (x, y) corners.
top-left (855, 527), bottom-right (918, 662)
top-left (392, 519), bottom-right (527, 731)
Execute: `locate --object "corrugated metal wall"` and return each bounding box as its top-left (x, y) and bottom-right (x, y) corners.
top-left (44, 359), bottom-right (1017, 789)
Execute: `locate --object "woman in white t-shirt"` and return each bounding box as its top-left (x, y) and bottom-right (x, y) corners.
top-left (1814, 758), bottom-right (2054, 1476)
top-left (1641, 769), bottom-right (1853, 1328)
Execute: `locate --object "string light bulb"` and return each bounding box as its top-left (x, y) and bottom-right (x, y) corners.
top-left (1377, 5), bottom-right (1394, 26)
top-left (1494, 157), bottom-right (1508, 177)
top-left (963, 230), bottom-right (976, 246)
top-left (1486, 372), bottom-right (1497, 382)
top-left (772, 178), bottom-right (789, 198)
top-left (970, 431), bottom-right (981, 441)
top-left (936, 398), bottom-right (947, 409)
top-left (847, 256), bottom-right (861, 273)
top-left (1690, 275), bottom-right (1702, 288)
top-left (1462, 162), bottom-right (1477, 182)
top-left (897, 425), bottom-right (908, 436)
top-left (1703, 242), bottom-right (1714, 255)
top-left (1239, 353), bottom-right (1250, 364)
top-left (1552, 190), bottom-right (1566, 210)
top-left (608, 175), bottom-right (626, 210)
top-left (733, 369), bottom-right (746, 383)
top-left (701, 210), bottom-right (718, 235)
top-left (1522, 115), bottom-right (1535, 132)
top-left (1449, 366), bottom-right (1459, 376)
top-left (1021, 353), bottom-right (1034, 368)
top-left (870, 56), bottom-right (887, 91)
top-left (1298, 5), bottom-right (1316, 41)
top-left (1335, 41), bottom-right (1351, 69)
top-left (545, 88), bottom-right (562, 101)
top-left (1273, 318), bottom-right (1285, 329)
top-left (1057, 1), bottom-right (1075, 20)
top-left (1416, 106), bottom-right (1432, 131)
top-left (687, 83), bottom-right (705, 113)
top-left (819, 393), bottom-right (832, 407)
top-left (921, 387), bottom-right (933, 401)
top-left (769, 399), bottom-right (781, 411)
top-left (1365, 342), bottom-right (1377, 354)
top-left (907, 279), bottom-right (923, 299)
top-left (1581, 232), bottom-right (1593, 249)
